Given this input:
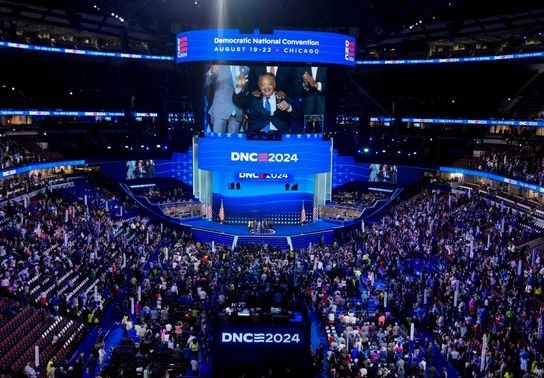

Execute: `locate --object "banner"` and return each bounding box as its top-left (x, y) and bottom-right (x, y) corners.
top-left (176, 29), bottom-right (355, 66)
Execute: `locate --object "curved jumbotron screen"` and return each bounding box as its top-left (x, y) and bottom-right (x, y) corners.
top-left (177, 29), bottom-right (355, 135)
top-left (176, 29), bottom-right (355, 66)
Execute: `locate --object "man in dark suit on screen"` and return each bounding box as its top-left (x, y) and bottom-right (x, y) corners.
top-left (248, 65), bottom-right (295, 99)
top-left (234, 73), bottom-right (297, 133)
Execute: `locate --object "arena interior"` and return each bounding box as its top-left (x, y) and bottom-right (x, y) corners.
top-left (1, 0), bottom-right (544, 377)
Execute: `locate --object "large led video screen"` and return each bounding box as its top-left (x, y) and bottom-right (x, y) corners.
top-left (197, 136), bottom-right (332, 174)
top-left (176, 29), bottom-right (355, 66)
top-left (368, 164), bottom-right (398, 184)
top-left (213, 320), bottom-right (311, 376)
top-left (125, 160), bottom-right (156, 180)
top-left (195, 135), bottom-right (331, 224)
top-left (203, 64), bottom-right (327, 134)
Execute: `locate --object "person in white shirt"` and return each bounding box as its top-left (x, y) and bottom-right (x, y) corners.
top-left (24, 361), bottom-right (37, 378)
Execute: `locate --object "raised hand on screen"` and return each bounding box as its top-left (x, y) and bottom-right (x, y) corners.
top-left (277, 99), bottom-right (292, 111)
top-left (236, 73), bottom-right (248, 88)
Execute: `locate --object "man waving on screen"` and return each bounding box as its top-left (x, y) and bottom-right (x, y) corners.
top-left (205, 64), bottom-right (249, 133)
top-left (234, 73), bottom-right (298, 133)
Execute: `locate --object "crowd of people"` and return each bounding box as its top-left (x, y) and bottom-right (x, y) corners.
top-left (110, 187), bottom-right (544, 377)
top-left (0, 172), bottom-right (543, 377)
top-left (0, 171), bottom-right (71, 203)
top-left (0, 139), bottom-right (36, 171)
top-left (462, 142), bottom-right (544, 186)
top-left (0, 180), bottom-right (163, 376)
top-left (102, 230), bottom-right (215, 377)
top-left (305, 190), bottom-right (543, 377)
top-left (144, 187), bottom-right (194, 205)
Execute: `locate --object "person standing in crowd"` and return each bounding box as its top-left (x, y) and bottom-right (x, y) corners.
top-left (24, 361), bottom-right (37, 378)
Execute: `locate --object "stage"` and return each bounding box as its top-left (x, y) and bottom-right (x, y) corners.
top-left (178, 217), bottom-right (356, 250)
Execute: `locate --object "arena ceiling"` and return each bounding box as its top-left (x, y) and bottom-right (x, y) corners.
top-left (0, 0), bottom-right (543, 52)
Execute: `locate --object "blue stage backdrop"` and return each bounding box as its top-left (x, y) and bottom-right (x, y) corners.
top-left (212, 171), bottom-right (314, 224)
top-left (95, 145), bottom-right (428, 224)
top-left (154, 152), bottom-right (193, 185)
top-left (196, 135), bottom-right (331, 224)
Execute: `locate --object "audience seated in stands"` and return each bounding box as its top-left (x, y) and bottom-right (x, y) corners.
top-left (1, 173), bottom-right (544, 377)
top-left (458, 141), bottom-right (544, 186)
